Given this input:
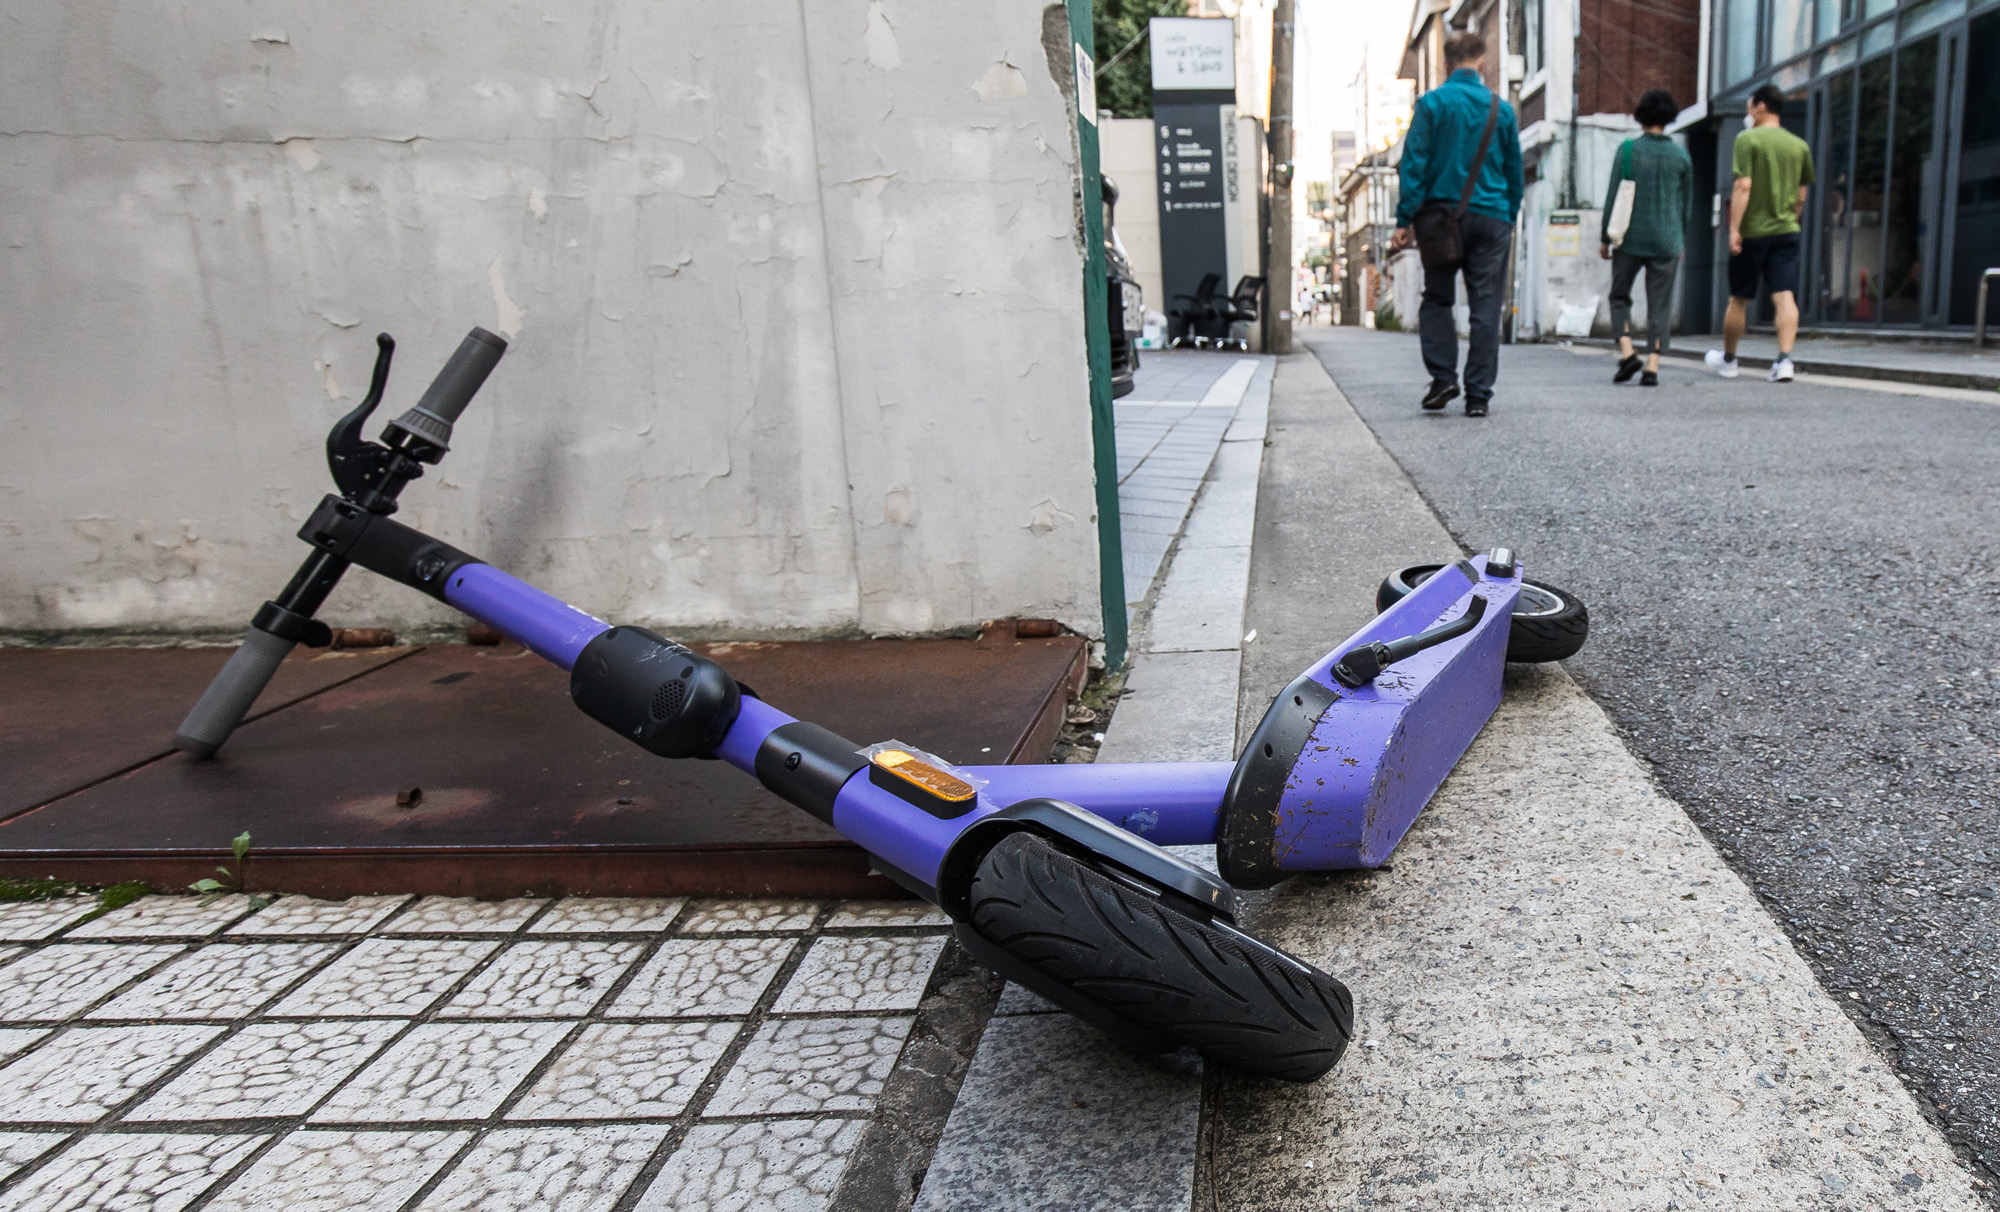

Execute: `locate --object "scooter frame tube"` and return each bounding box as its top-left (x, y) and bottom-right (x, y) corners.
top-left (421, 550), bottom-right (1515, 894)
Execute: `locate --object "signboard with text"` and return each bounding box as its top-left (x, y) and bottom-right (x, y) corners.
top-left (1149, 17), bottom-right (1236, 93)
top-left (1150, 18), bottom-right (1240, 336)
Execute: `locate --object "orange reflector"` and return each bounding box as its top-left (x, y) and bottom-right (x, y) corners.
top-left (870, 749), bottom-right (978, 803)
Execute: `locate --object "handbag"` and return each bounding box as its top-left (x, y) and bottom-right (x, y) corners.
top-left (1412, 93), bottom-right (1500, 272)
top-left (1606, 140), bottom-right (1636, 248)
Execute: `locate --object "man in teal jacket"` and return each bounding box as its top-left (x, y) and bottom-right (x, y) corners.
top-left (1392, 31), bottom-right (1524, 417)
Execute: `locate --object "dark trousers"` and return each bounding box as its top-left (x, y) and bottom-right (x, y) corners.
top-left (1608, 251), bottom-right (1678, 354)
top-left (1420, 211), bottom-right (1514, 404)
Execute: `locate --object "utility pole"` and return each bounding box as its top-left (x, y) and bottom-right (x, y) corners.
top-left (1265, 0), bottom-right (1296, 354)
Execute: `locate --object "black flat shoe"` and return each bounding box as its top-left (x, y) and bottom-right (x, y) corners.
top-left (1640, 370), bottom-right (1659, 386)
top-left (1614, 355), bottom-right (1643, 383)
top-left (1421, 381), bottom-right (1460, 411)
top-left (1464, 399), bottom-right (1489, 417)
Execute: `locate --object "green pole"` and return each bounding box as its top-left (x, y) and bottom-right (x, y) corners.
top-left (1065, 0), bottom-right (1129, 671)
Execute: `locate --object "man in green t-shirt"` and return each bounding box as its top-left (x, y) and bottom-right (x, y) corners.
top-left (1705, 83), bottom-right (1815, 382)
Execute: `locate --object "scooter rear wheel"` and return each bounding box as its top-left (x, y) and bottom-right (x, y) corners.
top-left (966, 831), bottom-right (1353, 1083)
top-left (1375, 563), bottom-right (1589, 663)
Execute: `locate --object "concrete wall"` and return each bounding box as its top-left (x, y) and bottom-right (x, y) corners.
top-left (0, 0), bottom-right (1101, 640)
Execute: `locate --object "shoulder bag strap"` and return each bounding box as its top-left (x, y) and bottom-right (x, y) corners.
top-left (1454, 94), bottom-right (1501, 219)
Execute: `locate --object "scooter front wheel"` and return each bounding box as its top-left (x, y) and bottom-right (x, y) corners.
top-left (965, 832), bottom-right (1353, 1082)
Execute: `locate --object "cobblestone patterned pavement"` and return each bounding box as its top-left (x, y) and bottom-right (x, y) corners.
top-left (0, 893), bottom-right (952, 1211)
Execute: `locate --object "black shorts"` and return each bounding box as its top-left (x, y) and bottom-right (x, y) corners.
top-left (1728, 233), bottom-right (1800, 300)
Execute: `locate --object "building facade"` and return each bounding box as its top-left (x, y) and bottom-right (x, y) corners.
top-left (1684, 0), bottom-right (1998, 330)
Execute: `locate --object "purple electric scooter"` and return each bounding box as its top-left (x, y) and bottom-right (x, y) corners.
top-left (176, 329), bottom-right (1588, 1084)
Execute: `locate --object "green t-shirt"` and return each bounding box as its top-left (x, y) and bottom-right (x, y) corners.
top-left (1732, 124), bottom-right (1816, 239)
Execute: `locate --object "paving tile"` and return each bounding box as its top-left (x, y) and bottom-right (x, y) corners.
top-left (704, 1016), bottom-right (911, 1116)
top-left (309, 1021), bottom-right (572, 1123)
top-left (0, 901), bottom-right (98, 942)
top-left (414, 1124), bottom-right (669, 1212)
top-left (0, 1024), bottom-right (222, 1122)
top-left (128, 1021), bottom-right (405, 1122)
top-left (386, 898), bottom-right (548, 934)
top-left (226, 895), bottom-right (410, 936)
top-left (609, 937), bottom-right (793, 1018)
top-left (68, 895), bottom-right (254, 939)
top-left (0, 1132), bottom-right (263, 1212)
top-left (507, 1022), bottom-right (740, 1120)
top-left (772, 937), bottom-right (945, 1013)
top-left (530, 898), bottom-right (686, 934)
top-left (202, 1130), bottom-right (469, 1212)
top-left (0, 945), bottom-right (185, 1023)
top-left (437, 941), bottom-right (642, 1019)
top-left (269, 938), bottom-right (499, 1017)
top-left (822, 901), bottom-right (950, 929)
top-left (0, 1029), bottom-right (47, 1064)
top-left (635, 1118), bottom-right (866, 1212)
top-left (0, 1132), bottom-right (64, 1185)
top-left (679, 902), bottom-right (817, 934)
top-left (93, 943), bottom-right (337, 1020)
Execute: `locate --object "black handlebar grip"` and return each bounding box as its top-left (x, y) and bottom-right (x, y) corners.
top-left (172, 628), bottom-right (296, 758)
top-left (383, 327), bottom-right (508, 456)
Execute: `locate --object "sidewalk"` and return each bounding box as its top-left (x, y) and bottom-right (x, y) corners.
top-left (0, 891), bottom-right (967, 1209)
top-left (1662, 332), bottom-right (2000, 391)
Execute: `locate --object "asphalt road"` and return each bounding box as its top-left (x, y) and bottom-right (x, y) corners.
top-left (1300, 326), bottom-right (2000, 1191)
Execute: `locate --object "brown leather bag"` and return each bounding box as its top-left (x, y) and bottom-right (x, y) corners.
top-left (1412, 94), bottom-right (1500, 272)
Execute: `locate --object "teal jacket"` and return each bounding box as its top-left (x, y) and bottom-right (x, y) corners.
top-left (1396, 69), bottom-right (1524, 226)
top-left (1601, 133), bottom-right (1694, 259)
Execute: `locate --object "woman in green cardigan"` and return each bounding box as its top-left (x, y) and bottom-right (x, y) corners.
top-left (1601, 89), bottom-right (1694, 387)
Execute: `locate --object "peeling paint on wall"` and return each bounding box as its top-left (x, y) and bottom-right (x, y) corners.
top-left (486, 255), bottom-right (526, 340)
top-left (865, 0), bottom-right (902, 72)
top-left (972, 61), bottom-right (1029, 102)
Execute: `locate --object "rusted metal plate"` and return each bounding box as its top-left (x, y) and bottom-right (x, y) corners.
top-left (0, 636), bottom-right (1085, 897)
top-left (0, 645), bottom-right (419, 819)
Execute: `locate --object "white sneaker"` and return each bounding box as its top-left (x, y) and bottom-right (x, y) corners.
top-left (1704, 349), bottom-right (1740, 378)
top-left (1769, 357), bottom-right (1795, 382)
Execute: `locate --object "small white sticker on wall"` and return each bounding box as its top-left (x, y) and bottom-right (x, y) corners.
top-left (1075, 43), bottom-right (1097, 125)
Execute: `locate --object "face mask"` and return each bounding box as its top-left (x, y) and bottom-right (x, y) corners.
top-left (1744, 112), bottom-right (1756, 129)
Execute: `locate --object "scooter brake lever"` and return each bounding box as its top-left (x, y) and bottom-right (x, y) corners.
top-left (325, 333), bottom-right (402, 505)
top-left (1332, 592), bottom-right (1490, 687)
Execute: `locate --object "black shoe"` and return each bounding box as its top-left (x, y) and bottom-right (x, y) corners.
top-left (1464, 398), bottom-right (1489, 417)
top-left (1614, 354), bottom-right (1643, 384)
top-left (1421, 381), bottom-right (1460, 410)
top-left (1640, 370), bottom-right (1659, 387)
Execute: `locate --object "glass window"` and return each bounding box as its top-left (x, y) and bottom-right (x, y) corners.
top-left (1862, 19), bottom-right (1898, 52)
top-left (1901, 0), bottom-right (1965, 40)
top-left (1524, 0), bottom-right (1544, 76)
top-left (1865, 0), bottom-right (1896, 18)
top-left (1849, 55), bottom-right (1892, 319)
top-left (1819, 0), bottom-right (1844, 40)
top-left (1952, 12), bottom-right (2000, 323)
top-left (1772, 0), bottom-right (1816, 60)
top-left (1881, 37), bottom-right (1939, 323)
top-left (1821, 71), bottom-right (1856, 319)
top-left (1818, 36), bottom-right (1858, 70)
top-left (1725, 0), bottom-right (1763, 83)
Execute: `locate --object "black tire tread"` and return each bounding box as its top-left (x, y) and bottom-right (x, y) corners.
top-left (967, 832), bottom-right (1352, 1082)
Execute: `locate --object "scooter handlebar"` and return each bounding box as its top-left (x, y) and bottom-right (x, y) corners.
top-left (383, 327), bottom-right (508, 456)
top-left (172, 627), bottom-right (295, 758)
